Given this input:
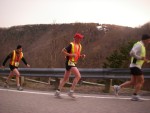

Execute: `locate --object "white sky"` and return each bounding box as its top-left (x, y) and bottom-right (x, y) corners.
top-left (0, 0), bottom-right (150, 28)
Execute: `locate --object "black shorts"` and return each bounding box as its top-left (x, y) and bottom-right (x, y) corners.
top-left (130, 67), bottom-right (143, 76)
top-left (9, 64), bottom-right (18, 71)
top-left (65, 61), bottom-right (76, 71)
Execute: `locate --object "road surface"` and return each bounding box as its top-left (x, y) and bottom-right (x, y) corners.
top-left (0, 87), bottom-right (150, 113)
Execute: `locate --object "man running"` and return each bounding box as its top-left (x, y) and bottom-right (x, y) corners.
top-left (55, 33), bottom-right (86, 98)
top-left (1, 45), bottom-right (30, 91)
top-left (114, 34), bottom-right (150, 101)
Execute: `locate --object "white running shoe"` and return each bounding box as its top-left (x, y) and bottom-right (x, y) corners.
top-left (68, 91), bottom-right (76, 99)
top-left (113, 85), bottom-right (120, 96)
top-left (54, 90), bottom-right (61, 98)
top-left (17, 86), bottom-right (23, 91)
top-left (131, 95), bottom-right (141, 101)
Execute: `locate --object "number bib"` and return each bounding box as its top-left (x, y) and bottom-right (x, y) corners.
top-left (15, 62), bottom-right (19, 67)
top-left (68, 60), bottom-right (76, 66)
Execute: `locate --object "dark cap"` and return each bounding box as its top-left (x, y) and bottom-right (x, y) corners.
top-left (142, 34), bottom-right (150, 40)
top-left (17, 45), bottom-right (22, 49)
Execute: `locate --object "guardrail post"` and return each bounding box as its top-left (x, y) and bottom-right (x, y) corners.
top-left (54, 77), bottom-right (60, 90)
top-left (20, 76), bottom-right (25, 86)
top-left (48, 77), bottom-right (51, 85)
top-left (104, 79), bottom-right (112, 93)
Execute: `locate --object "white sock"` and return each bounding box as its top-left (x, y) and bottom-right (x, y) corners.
top-left (70, 90), bottom-right (74, 92)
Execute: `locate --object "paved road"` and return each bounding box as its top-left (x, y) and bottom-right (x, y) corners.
top-left (0, 87), bottom-right (150, 113)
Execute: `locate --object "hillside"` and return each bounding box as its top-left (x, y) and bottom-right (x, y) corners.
top-left (0, 23), bottom-right (150, 68)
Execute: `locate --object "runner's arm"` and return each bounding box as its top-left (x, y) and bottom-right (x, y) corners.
top-left (2, 53), bottom-right (12, 66)
top-left (21, 57), bottom-right (28, 65)
top-left (62, 44), bottom-right (74, 57)
top-left (130, 44), bottom-right (143, 60)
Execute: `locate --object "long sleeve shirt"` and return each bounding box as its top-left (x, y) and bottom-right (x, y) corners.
top-left (2, 51), bottom-right (28, 66)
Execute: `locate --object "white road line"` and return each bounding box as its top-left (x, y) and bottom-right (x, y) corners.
top-left (0, 88), bottom-right (150, 101)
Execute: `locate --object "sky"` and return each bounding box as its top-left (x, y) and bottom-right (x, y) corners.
top-left (0, 0), bottom-right (150, 28)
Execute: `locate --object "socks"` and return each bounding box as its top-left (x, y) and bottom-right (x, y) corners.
top-left (70, 90), bottom-right (74, 92)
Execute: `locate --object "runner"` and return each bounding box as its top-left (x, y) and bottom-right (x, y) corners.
top-left (55, 33), bottom-right (86, 98)
top-left (114, 34), bottom-right (150, 101)
top-left (1, 45), bottom-right (30, 91)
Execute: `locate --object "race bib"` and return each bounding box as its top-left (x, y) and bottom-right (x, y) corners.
top-left (68, 60), bottom-right (75, 66)
top-left (15, 62), bottom-right (19, 67)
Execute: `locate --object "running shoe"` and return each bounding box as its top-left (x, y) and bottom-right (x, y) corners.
top-left (3, 82), bottom-right (9, 88)
top-left (68, 90), bottom-right (76, 99)
top-left (54, 90), bottom-right (61, 98)
top-left (17, 86), bottom-right (23, 91)
top-left (131, 95), bottom-right (141, 101)
top-left (113, 85), bottom-right (120, 96)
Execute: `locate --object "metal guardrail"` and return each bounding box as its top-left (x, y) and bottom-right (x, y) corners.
top-left (0, 68), bottom-right (150, 92)
top-left (0, 68), bottom-right (150, 79)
